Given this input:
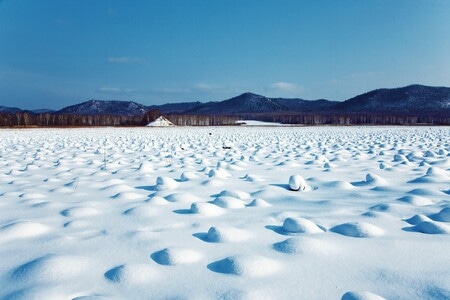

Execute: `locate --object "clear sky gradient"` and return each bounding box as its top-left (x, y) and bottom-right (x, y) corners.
top-left (1, 0), bottom-right (449, 109)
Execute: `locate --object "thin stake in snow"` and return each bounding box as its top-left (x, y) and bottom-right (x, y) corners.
top-left (73, 177), bottom-right (79, 192)
top-left (103, 141), bottom-right (107, 170)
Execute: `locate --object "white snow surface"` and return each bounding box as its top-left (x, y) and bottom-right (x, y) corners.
top-left (236, 120), bottom-right (286, 126)
top-left (0, 126), bottom-right (449, 299)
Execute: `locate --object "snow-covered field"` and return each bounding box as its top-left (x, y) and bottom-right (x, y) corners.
top-left (0, 126), bottom-right (449, 300)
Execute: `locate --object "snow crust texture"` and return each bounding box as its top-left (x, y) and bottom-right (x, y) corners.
top-left (0, 126), bottom-right (449, 299)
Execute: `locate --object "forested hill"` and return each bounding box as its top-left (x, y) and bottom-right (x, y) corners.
top-left (1, 84), bottom-right (449, 126)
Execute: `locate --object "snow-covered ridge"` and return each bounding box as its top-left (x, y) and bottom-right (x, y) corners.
top-left (57, 99), bottom-right (149, 116)
top-left (146, 116), bottom-right (175, 127)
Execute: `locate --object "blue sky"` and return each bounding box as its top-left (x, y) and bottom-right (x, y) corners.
top-left (1, 0), bottom-right (449, 110)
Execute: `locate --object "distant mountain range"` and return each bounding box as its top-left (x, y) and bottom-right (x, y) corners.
top-left (1, 84), bottom-right (449, 116)
top-left (162, 93), bottom-right (339, 115)
top-left (333, 84), bottom-right (450, 115)
top-left (0, 105), bottom-right (23, 113)
top-left (0, 106), bottom-right (55, 114)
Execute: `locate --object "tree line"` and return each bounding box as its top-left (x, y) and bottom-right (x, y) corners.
top-left (0, 110), bottom-right (161, 127)
top-left (165, 114), bottom-right (240, 126)
top-left (0, 110), bottom-right (240, 127)
top-left (0, 110), bottom-right (448, 127)
top-left (234, 113), bottom-right (450, 125)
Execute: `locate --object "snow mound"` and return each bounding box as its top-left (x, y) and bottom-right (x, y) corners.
top-left (146, 116), bottom-right (175, 127)
top-left (330, 222), bottom-right (384, 238)
top-left (397, 195), bottom-right (434, 206)
top-left (426, 167), bottom-right (448, 176)
top-left (242, 173), bottom-right (265, 182)
top-left (64, 219), bottom-right (92, 229)
top-left (282, 217), bottom-right (324, 234)
top-left (145, 196), bottom-right (169, 205)
top-left (404, 214), bottom-right (432, 225)
top-left (218, 189), bottom-right (251, 200)
top-left (156, 176), bottom-right (179, 191)
top-left (203, 226), bottom-right (250, 243)
top-left (123, 205), bottom-right (158, 217)
top-left (273, 237), bottom-right (338, 255)
top-left (323, 181), bottom-right (355, 190)
top-left (208, 168), bottom-right (231, 179)
top-left (212, 196), bottom-right (247, 209)
top-left (201, 179), bottom-right (225, 188)
top-left (190, 202), bottom-right (225, 216)
top-left (11, 254), bottom-right (92, 283)
top-left (208, 255), bottom-right (281, 277)
top-left (105, 263), bottom-right (155, 285)
top-left (393, 154), bottom-right (409, 163)
top-left (24, 199), bottom-right (49, 207)
top-left (289, 175), bottom-right (310, 191)
top-left (112, 192), bottom-right (146, 201)
top-left (424, 150), bottom-right (437, 158)
top-left (165, 192), bottom-right (202, 203)
top-left (19, 193), bottom-right (46, 200)
top-left (61, 206), bottom-right (100, 218)
top-left (410, 221), bottom-right (450, 234)
top-left (137, 162), bottom-right (155, 173)
top-left (3, 286), bottom-right (72, 300)
top-left (49, 186), bottom-right (75, 194)
top-left (341, 291), bottom-right (386, 300)
top-left (180, 171), bottom-right (200, 181)
top-left (365, 173), bottom-right (388, 185)
top-left (151, 248), bottom-right (202, 266)
top-left (367, 203), bottom-right (418, 217)
top-left (408, 188), bottom-right (446, 197)
top-left (247, 198), bottom-right (271, 207)
top-left (0, 221), bottom-right (50, 242)
top-left (101, 183), bottom-right (134, 194)
top-left (429, 207), bottom-right (450, 222)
